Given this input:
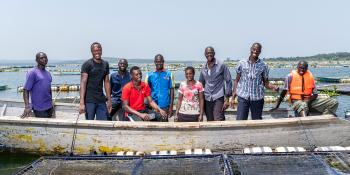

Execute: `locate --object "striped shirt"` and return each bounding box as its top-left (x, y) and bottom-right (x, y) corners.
top-left (199, 59), bottom-right (232, 101)
top-left (236, 58), bottom-right (269, 101)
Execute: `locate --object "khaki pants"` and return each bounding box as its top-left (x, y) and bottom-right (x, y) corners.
top-left (291, 97), bottom-right (338, 116)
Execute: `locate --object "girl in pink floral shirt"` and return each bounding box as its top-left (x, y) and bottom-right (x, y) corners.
top-left (175, 66), bottom-right (204, 122)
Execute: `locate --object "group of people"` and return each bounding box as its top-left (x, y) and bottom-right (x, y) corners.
top-left (21, 42), bottom-right (339, 121)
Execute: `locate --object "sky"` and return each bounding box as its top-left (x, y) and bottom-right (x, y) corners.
top-left (1, 0), bottom-right (350, 61)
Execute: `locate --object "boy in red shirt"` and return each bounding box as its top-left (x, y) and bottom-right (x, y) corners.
top-left (122, 66), bottom-right (167, 121)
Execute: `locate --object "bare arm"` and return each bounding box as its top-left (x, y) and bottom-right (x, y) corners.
top-left (273, 89), bottom-right (288, 109)
top-left (230, 74), bottom-right (240, 108)
top-left (199, 91), bottom-right (204, 122)
top-left (122, 100), bottom-right (149, 120)
top-left (20, 89), bottom-right (31, 118)
top-left (104, 74), bottom-right (112, 113)
top-left (147, 96), bottom-right (167, 117)
top-left (79, 73), bottom-right (88, 114)
top-left (174, 93), bottom-right (183, 122)
top-left (263, 78), bottom-right (279, 91)
top-left (168, 88), bottom-right (174, 117)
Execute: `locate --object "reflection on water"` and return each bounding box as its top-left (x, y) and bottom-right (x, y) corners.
top-left (0, 152), bottom-right (39, 175)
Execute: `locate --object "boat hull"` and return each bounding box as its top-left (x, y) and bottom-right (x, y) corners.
top-left (1, 115), bottom-right (349, 155)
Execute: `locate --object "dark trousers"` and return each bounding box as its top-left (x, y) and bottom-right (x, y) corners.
top-left (205, 97), bottom-right (225, 121)
top-left (178, 113), bottom-right (199, 122)
top-left (152, 107), bottom-right (169, 122)
top-left (85, 102), bottom-right (108, 120)
top-left (236, 96), bottom-right (264, 120)
top-left (109, 103), bottom-right (125, 121)
top-left (33, 107), bottom-right (53, 118)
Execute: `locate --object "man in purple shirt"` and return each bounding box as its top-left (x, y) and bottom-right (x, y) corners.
top-left (21, 52), bottom-right (53, 118)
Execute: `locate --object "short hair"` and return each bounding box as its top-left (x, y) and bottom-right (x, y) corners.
top-left (118, 58), bottom-right (128, 64)
top-left (251, 42), bottom-right (262, 49)
top-left (130, 66), bottom-right (140, 74)
top-left (90, 42), bottom-right (101, 50)
top-left (35, 52), bottom-right (47, 60)
top-left (298, 60), bottom-right (308, 68)
top-left (184, 66), bottom-right (195, 74)
top-left (154, 54), bottom-right (164, 61)
top-left (205, 46), bottom-right (215, 52)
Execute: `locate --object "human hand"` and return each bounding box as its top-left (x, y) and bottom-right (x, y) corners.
top-left (198, 115), bottom-right (203, 122)
top-left (140, 113), bottom-right (150, 121)
top-left (222, 100), bottom-right (229, 111)
top-left (159, 109), bottom-right (167, 119)
top-left (107, 100), bottom-right (112, 114)
top-left (20, 107), bottom-right (32, 118)
top-left (79, 104), bottom-right (85, 114)
top-left (168, 108), bottom-right (173, 118)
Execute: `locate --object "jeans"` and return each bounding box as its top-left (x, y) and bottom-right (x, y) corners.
top-left (236, 96), bottom-right (264, 120)
top-left (85, 102), bottom-right (109, 120)
top-left (152, 107), bottom-right (169, 122)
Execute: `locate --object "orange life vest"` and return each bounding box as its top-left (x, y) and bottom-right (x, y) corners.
top-left (289, 70), bottom-right (315, 100)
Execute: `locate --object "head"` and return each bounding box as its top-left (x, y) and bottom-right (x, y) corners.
top-left (130, 66), bottom-right (142, 83)
top-left (297, 61), bottom-right (308, 75)
top-left (90, 42), bottom-right (102, 60)
top-left (154, 54), bottom-right (164, 71)
top-left (184, 66), bottom-right (195, 81)
top-left (250, 43), bottom-right (262, 59)
top-left (204, 46), bottom-right (215, 62)
top-left (35, 52), bottom-right (48, 68)
top-left (118, 58), bottom-right (128, 72)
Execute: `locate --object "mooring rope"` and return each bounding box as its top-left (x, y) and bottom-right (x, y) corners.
top-left (70, 112), bottom-right (81, 155)
top-left (296, 117), bottom-right (319, 151)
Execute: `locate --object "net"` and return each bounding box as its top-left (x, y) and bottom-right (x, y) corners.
top-left (16, 154), bottom-right (228, 175)
top-left (16, 152), bottom-right (350, 175)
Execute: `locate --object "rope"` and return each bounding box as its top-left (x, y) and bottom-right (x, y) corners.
top-left (131, 158), bottom-right (144, 175)
top-left (70, 113), bottom-right (81, 155)
top-left (296, 117), bottom-right (318, 151)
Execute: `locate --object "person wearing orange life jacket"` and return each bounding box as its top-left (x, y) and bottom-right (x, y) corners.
top-left (272, 61), bottom-right (338, 117)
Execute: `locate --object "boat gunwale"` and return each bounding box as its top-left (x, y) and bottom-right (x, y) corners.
top-left (0, 115), bottom-right (339, 129)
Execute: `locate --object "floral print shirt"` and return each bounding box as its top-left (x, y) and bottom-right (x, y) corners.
top-left (178, 81), bottom-right (204, 115)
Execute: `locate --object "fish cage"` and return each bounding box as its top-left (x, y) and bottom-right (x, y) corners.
top-left (15, 152), bottom-right (350, 175)
top-left (15, 154), bottom-right (229, 175)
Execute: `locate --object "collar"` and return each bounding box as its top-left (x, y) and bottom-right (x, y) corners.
top-left (153, 68), bottom-right (166, 72)
top-left (247, 58), bottom-right (261, 64)
top-left (131, 81), bottom-right (145, 89)
top-left (205, 59), bottom-right (218, 69)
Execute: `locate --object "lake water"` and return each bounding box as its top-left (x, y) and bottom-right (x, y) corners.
top-left (0, 64), bottom-right (349, 174)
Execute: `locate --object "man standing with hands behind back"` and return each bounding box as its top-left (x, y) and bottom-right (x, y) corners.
top-left (79, 42), bottom-right (112, 120)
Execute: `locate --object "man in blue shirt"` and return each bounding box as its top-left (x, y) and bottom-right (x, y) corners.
top-left (145, 54), bottom-right (175, 122)
top-left (110, 58), bottom-right (131, 121)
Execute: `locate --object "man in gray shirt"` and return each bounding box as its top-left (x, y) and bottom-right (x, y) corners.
top-left (199, 46), bottom-right (232, 121)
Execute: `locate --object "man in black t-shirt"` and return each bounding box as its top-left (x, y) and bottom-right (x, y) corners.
top-left (79, 42), bottom-right (112, 120)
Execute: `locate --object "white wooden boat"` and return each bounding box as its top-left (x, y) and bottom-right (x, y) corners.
top-left (0, 99), bottom-right (349, 155)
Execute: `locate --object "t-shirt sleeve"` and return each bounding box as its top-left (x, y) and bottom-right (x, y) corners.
top-left (121, 85), bottom-right (130, 101)
top-left (283, 74), bottom-right (292, 91)
top-left (170, 72), bottom-right (175, 88)
top-left (198, 82), bottom-right (204, 92)
top-left (263, 64), bottom-right (269, 79)
top-left (178, 82), bottom-right (184, 94)
top-left (145, 84), bottom-right (151, 96)
top-left (105, 61), bottom-right (110, 75)
top-left (235, 62), bottom-right (242, 74)
top-left (81, 61), bottom-right (90, 74)
top-left (23, 70), bottom-right (36, 91)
